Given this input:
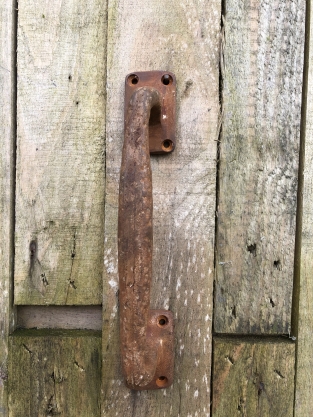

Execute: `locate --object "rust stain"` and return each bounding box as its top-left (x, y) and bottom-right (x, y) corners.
top-left (118, 72), bottom-right (176, 390)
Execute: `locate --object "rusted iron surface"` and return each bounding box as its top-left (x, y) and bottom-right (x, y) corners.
top-left (118, 72), bottom-right (176, 390)
top-left (124, 71), bottom-right (176, 154)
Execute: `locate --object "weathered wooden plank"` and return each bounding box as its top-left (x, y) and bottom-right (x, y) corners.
top-left (212, 337), bottom-right (295, 417)
top-left (294, 1), bottom-right (313, 413)
top-left (17, 306), bottom-right (102, 330)
top-left (102, 0), bottom-right (220, 414)
top-left (14, 0), bottom-right (107, 305)
top-left (215, 0), bottom-right (305, 333)
top-left (0, 1), bottom-right (15, 415)
top-left (9, 330), bottom-right (101, 417)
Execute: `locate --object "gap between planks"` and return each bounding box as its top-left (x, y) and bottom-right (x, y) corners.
top-left (213, 334), bottom-right (296, 343)
top-left (17, 305), bottom-right (102, 331)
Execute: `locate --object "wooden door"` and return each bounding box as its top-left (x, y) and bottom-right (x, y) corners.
top-left (0, 0), bottom-right (310, 416)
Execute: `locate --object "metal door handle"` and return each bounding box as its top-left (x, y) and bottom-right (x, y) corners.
top-left (118, 71), bottom-right (176, 390)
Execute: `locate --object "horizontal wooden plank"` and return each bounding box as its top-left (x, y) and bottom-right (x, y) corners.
top-left (0, 0), bottom-right (15, 415)
top-left (212, 337), bottom-right (295, 417)
top-left (102, 0), bottom-right (221, 414)
top-left (215, 0), bottom-right (305, 333)
top-left (14, 0), bottom-right (107, 305)
top-left (9, 330), bottom-right (101, 417)
top-left (17, 306), bottom-right (102, 330)
top-left (294, 0), bottom-right (313, 414)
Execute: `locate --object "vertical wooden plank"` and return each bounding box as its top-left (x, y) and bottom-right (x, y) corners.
top-left (102, 1), bottom-right (220, 415)
top-left (294, 1), bottom-right (313, 414)
top-left (14, 0), bottom-right (107, 305)
top-left (215, 0), bottom-right (305, 333)
top-left (9, 330), bottom-right (101, 417)
top-left (0, 0), bottom-right (15, 414)
top-left (212, 338), bottom-right (295, 417)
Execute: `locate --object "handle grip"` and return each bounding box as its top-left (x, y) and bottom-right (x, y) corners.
top-left (118, 72), bottom-right (176, 390)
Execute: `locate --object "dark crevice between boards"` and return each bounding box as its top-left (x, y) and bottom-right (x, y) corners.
top-left (213, 334), bottom-right (296, 343)
top-left (292, 0), bottom-right (311, 414)
top-left (211, 2), bottom-right (225, 414)
top-left (11, 328), bottom-right (102, 338)
top-left (10, 0), bottom-right (18, 333)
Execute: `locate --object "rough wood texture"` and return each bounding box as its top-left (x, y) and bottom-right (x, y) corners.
top-left (9, 330), bottom-right (101, 417)
top-left (212, 337), bottom-right (295, 417)
top-left (17, 306), bottom-right (102, 330)
top-left (215, 0), bottom-right (305, 333)
top-left (103, 0), bottom-right (220, 417)
top-left (294, 1), bottom-right (313, 413)
top-left (102, 0), bottom-right (220, 414)
top-left (14, 0), bottom-right (107, 305)
top-left (0, 1), bottom-right (15, 415)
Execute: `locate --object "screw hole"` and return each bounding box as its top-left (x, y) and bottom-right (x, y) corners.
top-left (156, 376), bottom-right (168, 387)
top-left (127, 74), bottom-right (139, 85)
top-left (161, 74), bottom-right (173, 85)
top-left (162, 139), bottom-right (173, 152)
top-left (157, 315), bottom-right (169, 327)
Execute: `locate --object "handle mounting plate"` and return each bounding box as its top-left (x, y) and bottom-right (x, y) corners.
top-left (125, 71), bottom-right (176, 154)
top-left (119, 72), bottom-right (176, 390)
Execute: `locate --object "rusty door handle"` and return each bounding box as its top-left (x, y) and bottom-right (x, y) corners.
top-left (118, 71), bottom-right (176, 390)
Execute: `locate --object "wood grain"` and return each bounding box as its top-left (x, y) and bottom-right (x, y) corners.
top-left (212, 337), bottom-right (295, 417)
top-left (17, 306), bottom-right (102, 330)
top-left (14, 0), bottom-right (107, 305)
top-left (102, 0), bottom-right (221, 414)
top-left (215, 0), bottom-right (305, 333)
top-left (0, 1), bottom-right (16, 415)
top-left (294, 0), bottom-right (313, 413)
top-left (9, 330), bottom-right (101, 417)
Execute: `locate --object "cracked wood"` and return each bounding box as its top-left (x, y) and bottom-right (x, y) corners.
top-left (14, 0), bottom-right (107, 305)
top-left (102, 0), bottom-right (221, 414)
top-left (215, 0), bottom-right (305, 333)
top-left (9, 330), bottom-right (101, 417)
top-left (212, 337), bottom-right (295, 417)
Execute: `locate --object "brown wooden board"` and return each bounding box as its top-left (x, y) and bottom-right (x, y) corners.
top-left (212, 337), bottom-right (295, 417)
top-left (294, 0), bottom-right (313, 414)
top-left (215, 0), bottom-right (305, 333)
top-left (0, 0), bottom-right (15, 414)
top-left (9, 330), bottom-right (101, 417)
top-left (17, 306), bottom-right (102, 330)
top-left (102, 0), bottom-right (221, 414)
top-left (14, 0), bottom-right (107, 305)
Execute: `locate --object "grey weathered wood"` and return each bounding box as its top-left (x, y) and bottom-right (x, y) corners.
top-left (14, 0), bottom-right (107, 305)
top-left (17, 306), bottom-right (102, 330)
top-left (212, 337), bottom-right (296, 417)
top-left (294, 0), bottom-right (313, 413)
top-left (0, 1), bottom-right (15, 415)
top-left (102, 0), bottom-right (220, 414)
top-left (215, 0), bottom-right (305, 333)
top-left (9, 330), bottom-right (101, 417)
